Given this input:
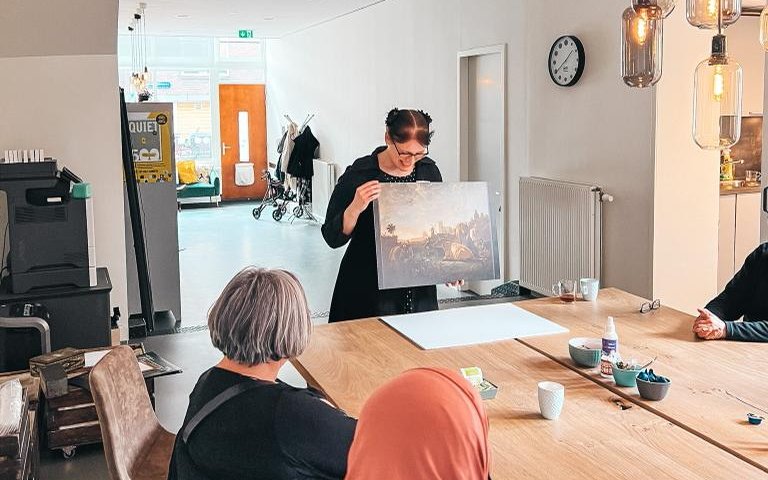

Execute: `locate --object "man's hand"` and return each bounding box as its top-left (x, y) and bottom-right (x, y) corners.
top-left (692, 308), bottom-right (727, 340)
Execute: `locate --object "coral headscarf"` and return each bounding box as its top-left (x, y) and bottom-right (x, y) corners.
top-left (345, 367), bottom-right (490, 480)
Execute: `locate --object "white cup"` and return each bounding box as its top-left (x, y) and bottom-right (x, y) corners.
top-left (538, 381), bottom-right (565, 420)
top-left (580, 278), bottom-right (600, 302)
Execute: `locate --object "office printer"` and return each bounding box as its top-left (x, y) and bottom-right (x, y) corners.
top-left (0, 161), bottom-right (91, 293)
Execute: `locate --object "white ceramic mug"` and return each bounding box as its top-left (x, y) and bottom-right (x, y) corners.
top-left (580, 278), bottom-right (600, 302)
top-left (538, 381), bottom-right (565, 420)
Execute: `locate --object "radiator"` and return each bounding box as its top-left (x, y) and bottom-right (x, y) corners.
top-left (311, 160), bottom-right (338, 222)
top-left (519, 177), bottom-right (608, 296)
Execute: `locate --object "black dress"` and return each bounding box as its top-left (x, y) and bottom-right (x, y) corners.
top-left (322, 146), bottom-right (442, 323)
top-left (168, 368), bottom-right (356, 480)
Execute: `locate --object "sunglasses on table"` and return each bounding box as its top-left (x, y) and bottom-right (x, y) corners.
top-left (640, 299), bottom-right (661, 314)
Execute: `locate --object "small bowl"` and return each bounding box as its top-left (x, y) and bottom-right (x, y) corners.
top-left (568, 337), bottom-right (602, 368)
top-left (636, 377), bottom-right (671, 401)
top-left (748, 413), bottom-right (764, 425)
top-left (612, 365), bottom-right (642, 387)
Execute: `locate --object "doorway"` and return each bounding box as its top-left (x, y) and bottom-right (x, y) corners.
top-left (458, 45), bottom-right (507, 295)
top-left (219, 84), bottom-right (268, 200)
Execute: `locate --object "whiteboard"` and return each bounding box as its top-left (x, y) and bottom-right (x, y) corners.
top-left (382, 303), bottom-right (568, 350)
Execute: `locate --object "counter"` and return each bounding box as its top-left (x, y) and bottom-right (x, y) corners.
top-left (720, 185), bottom-right (762, 196)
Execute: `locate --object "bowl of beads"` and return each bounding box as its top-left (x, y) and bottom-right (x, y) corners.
top-left (612, 359), bottom-right (645, 387)
top-left (636, 369), bottom-right (671, 401)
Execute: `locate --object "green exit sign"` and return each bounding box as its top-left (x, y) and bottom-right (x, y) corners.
top-left (238, 29), bottom-right (253, 38)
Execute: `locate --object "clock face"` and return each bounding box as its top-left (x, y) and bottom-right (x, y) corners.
top-left (548, 36), bottom-right (585, 87)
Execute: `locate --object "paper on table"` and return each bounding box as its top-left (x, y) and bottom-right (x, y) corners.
top-left (84, 350), bottom-right (111, 367)
top-left (382, 303), bottom-right (568, 350)
top-left (137, 361), bottom-right (153, 373)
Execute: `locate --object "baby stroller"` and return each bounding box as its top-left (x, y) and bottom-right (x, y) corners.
top-left (253, 170), bottom-right (292, 221)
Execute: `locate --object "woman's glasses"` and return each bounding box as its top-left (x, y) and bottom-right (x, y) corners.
top-left (393, 141), bottom-right (428, 161)
top-left (640, 299), bottom-right (661, 314)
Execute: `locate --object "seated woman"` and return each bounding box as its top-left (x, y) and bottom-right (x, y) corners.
top-left (694, 243), bottom-right (768, 342)
top-left (345, 367), bottom-right (490, 480)
top-left (168, 267), bottom-right (356, 480)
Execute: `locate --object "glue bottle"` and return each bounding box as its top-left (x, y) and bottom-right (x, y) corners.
top-left (600, 316), bottom-right (618, 377)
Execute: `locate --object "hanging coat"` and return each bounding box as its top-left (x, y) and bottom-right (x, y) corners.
top-left (287, 126), bottom-right (319, 180)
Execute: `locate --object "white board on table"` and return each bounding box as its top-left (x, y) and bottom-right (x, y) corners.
top-left (381, 303), bottom-right (568, 350)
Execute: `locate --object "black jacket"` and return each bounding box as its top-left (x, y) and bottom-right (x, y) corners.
top-left (706, 243), bottom-right (768, 342)
top-left (322, 147), bottom-right (442, 323)
top-left (287, 126), bottom-right (319, 180)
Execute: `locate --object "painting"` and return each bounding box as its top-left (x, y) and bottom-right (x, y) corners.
top-left (373, 182), bottom-right (500, 289)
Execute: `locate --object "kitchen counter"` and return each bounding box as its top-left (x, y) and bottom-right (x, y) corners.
top-left (719, 185), bottom-right (762, 195)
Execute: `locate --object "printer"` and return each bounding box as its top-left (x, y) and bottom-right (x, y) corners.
top-left (0, 161), bottom-right (93, 293)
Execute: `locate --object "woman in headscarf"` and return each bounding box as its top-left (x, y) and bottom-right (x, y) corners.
top-left (345, 367), bottom-right (491, 480)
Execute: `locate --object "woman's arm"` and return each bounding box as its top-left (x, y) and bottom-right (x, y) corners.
top-left (725, 320), bottom-right (768, 342)
top-left (705, 246), bottom-right (762, 321)
top-left (321, 176), bottom-right (380, 248)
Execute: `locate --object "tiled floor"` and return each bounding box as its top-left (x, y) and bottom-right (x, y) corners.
top-left (39, 203), bottom-right (504, 478)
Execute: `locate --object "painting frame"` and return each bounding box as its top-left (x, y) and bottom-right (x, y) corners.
top-left (373, 181), bottom-right (500, 290)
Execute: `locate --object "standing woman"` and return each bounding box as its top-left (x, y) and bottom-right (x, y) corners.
top-left (322, 108), bottom-right (442, 323)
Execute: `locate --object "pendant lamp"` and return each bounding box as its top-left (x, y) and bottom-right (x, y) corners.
top-left (633, 0), bottom-right (676, 19)
top-left (692, 34), bottom-right (742, 149)
top-left (686, 0), bottom-right (741, 29)
top-left (760, 5), bottom-right (768, 50)
top-left (622, 7), bottom-right (663, 88)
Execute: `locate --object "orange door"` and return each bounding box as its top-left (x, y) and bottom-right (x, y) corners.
top-left (219, 84), bottom-right (268, 200)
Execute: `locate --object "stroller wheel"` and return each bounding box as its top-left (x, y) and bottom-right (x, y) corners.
top-left (272, 208), bottom-right (284, 221)
top-left (252, 207), bottom-right (263, 219)
top-left (293, 206), bottom-right (304, 218)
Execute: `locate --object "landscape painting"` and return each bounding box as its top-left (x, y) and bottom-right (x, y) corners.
top-left (373, 182), bottom-right (500, 290)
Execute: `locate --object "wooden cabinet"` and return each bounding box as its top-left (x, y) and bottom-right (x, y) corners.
top-left (718, 192), bottom-right (762, 291)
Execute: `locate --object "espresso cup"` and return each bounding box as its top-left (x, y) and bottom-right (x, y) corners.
top-left (538, 381), bottom-right (565, 420)
top-left (580, 278), bottom-right (600, 301)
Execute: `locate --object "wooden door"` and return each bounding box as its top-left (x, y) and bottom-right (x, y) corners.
top-left (219, 84), bottom-right (267, 199)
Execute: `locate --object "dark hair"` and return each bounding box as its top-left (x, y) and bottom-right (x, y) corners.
top-left (385, 108), bottom-right (434, 146)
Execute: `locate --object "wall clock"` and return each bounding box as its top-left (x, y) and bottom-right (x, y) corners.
top-left (548, 35), bottom-right (585, 87)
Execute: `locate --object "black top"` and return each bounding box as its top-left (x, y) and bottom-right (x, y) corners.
top-left (168, 367), bottom-right (356, 480)
top-left (705, 243), bottom-right (768, 342)
top-left (287, 126), bottom-right (319, 180)
top-left (322, 147), bottom-right (442, 323)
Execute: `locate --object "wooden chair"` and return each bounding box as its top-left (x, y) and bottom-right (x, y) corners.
top-left (89, 346), bottom-right (175, 480)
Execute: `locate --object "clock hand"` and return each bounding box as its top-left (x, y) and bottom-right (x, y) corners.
top-left (554, 50), bottom-right (575, 74)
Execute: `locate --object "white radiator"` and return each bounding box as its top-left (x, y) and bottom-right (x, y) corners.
top-left (519, 177), bottom-right (609, 296)
top-left (312, 159), bottom-right (338, 222)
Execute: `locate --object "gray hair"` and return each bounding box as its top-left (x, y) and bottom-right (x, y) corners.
top-left (208, 267), bottom-right (312, 365)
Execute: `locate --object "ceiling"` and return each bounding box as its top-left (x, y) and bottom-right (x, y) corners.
top-left (118, 0), bottom-right (384, 38)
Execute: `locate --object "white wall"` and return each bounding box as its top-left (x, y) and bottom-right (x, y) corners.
top-left (525, 0), bottom-right (656, 297)
top-left (0, 2), bottom-right (127, 329)
top-left (653, 10), bottom-right (730, 314)
top-left (266, 0), bottom-right (462, 183)
top-left (267, 0), bottom-right (657, 296)
top-left (728, 16), bottom-right (765, 115)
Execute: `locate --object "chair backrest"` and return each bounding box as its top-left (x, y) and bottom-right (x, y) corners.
top-left (89, 346), bottom-right (162, 480)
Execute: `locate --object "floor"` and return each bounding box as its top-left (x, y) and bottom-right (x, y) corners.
top-left (39, 202), bottom-right (506, 479)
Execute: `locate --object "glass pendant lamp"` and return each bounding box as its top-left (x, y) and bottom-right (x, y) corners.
top-left (760, 5), bottom-right (768, 50)
top-left (686, 0), bottom-right (741, 29)
top-left (692, 35), bottom-right (742, 149)
top-left (633, 0), bottom-right (676, 19)
top-left (622, 7), bottom-right (663, 88)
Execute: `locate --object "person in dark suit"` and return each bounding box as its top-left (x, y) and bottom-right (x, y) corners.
top-left (693, 243), bottom-right (768, 342)
top-left (322, 108), bottom-right (458, 323)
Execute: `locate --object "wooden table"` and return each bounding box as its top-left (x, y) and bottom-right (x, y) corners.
top-left (517, 288), bottom-right (768, 474)
top-left (293, 319), bottom-right (766, 479)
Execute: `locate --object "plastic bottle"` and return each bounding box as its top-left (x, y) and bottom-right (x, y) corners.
top-left (600, 316), bottom-right (618, 377)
